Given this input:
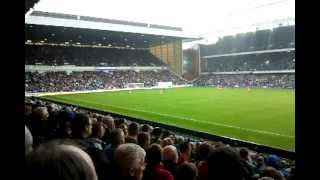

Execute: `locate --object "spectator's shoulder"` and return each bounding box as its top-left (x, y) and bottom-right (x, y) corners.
top-left (157, 166), bottom-right (174, 180)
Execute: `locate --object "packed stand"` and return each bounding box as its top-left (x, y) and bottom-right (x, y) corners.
top-left (25, 70), bottom-right (188, 93)
top-left (25, 97), bottom-right (295, 180)
top-left (25, 44), bottom-right (164, 66)
top-left (202, 51), bottom-right (295, 72)
top-left (200, 25), bottom-right (295, 56)
top-left (194, 73), bottom-right (295, 89)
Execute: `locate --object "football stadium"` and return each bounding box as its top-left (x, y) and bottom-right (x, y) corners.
top-left (25, 1), bottom-right (295, 180)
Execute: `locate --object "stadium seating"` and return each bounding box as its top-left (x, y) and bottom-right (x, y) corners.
top-left (25, 44), bottom-right (165, 66)
top-left (203, 51), bottom-right (295, 72)
top-left (25, 70), bottom-right (188, 93)
top-left (194, 73), bottom-right (295, 89)
top-left (196, 26), bottom-right (295, 90)
top-left (200, 25), bottom-right (295, 56)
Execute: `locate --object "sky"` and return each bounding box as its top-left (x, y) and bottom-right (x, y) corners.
top-left (32, 0), bottom-right (295, 44)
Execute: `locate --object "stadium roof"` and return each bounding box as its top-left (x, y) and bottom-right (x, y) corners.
top-left (25, 11), bottom-right (200, 49)
top-left (25, 0), bottom-right (40, 13)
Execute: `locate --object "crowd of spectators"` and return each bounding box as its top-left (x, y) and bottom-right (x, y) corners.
top-left (200, 25), bottom-right (295, 56)
top-left (203, 51), bottom-right (295, 72)
top-left (25, 97), bottom-right (295, 180)
top-left (194, 73), bottom-right (295, 89)
top-left (26, 45), bottom-right (164, 66)
top-left (25, 70), bottom-right (188, 93)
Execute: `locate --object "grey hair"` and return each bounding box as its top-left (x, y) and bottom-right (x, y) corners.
top-left (25, 126), bottom-right (33, 154)
top-left (102, 115), bottom-right (115, 129)
top-left (163, 145), bottom-right (178, 163)
top-left (114, 143), bottom-right (146, 175)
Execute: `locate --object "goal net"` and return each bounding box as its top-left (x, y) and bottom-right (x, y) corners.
top-left (126, 83), bottom-right (144, 89)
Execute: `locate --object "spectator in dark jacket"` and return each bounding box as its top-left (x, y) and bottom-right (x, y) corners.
top-left (260, 166), bottom-right (285, 180)
top-left (176, 162), bottom-right (198, 180)
top-left (208, 147), bottom-right (250, 180)
top-left (126, 122), bottom-right (139, 144)
top-left (87, 121), bottom-right (106, 150)
top-left (104, 128), bottom-right (125, 161)
top-left (71, 113), bottom-right (93, 139)
top-left (71, 113), bottom-right (110, 180)
top-left (240, 147), bottom-right (256, 177)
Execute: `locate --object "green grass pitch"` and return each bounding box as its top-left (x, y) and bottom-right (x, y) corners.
top-left (42, 87), bottom-right (295, 151)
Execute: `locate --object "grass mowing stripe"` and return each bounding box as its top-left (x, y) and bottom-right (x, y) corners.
top-left (43, 87), bottom-right (294, 151)
top-left (68, 96), bottom-right (293, 138)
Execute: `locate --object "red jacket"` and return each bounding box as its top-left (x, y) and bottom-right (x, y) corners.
top-left (197, 161), bottom-right (208, 180)
top-left (178, 153), bottom-right (189, 165)
top-left (143, 164), bottom-right (174, 180)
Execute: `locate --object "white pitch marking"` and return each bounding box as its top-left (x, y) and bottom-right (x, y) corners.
top-left (63, 97), bottom-right (294, 139)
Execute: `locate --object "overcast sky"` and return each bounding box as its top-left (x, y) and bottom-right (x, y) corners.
top-left (32, 0), bottom-right (295, 44)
